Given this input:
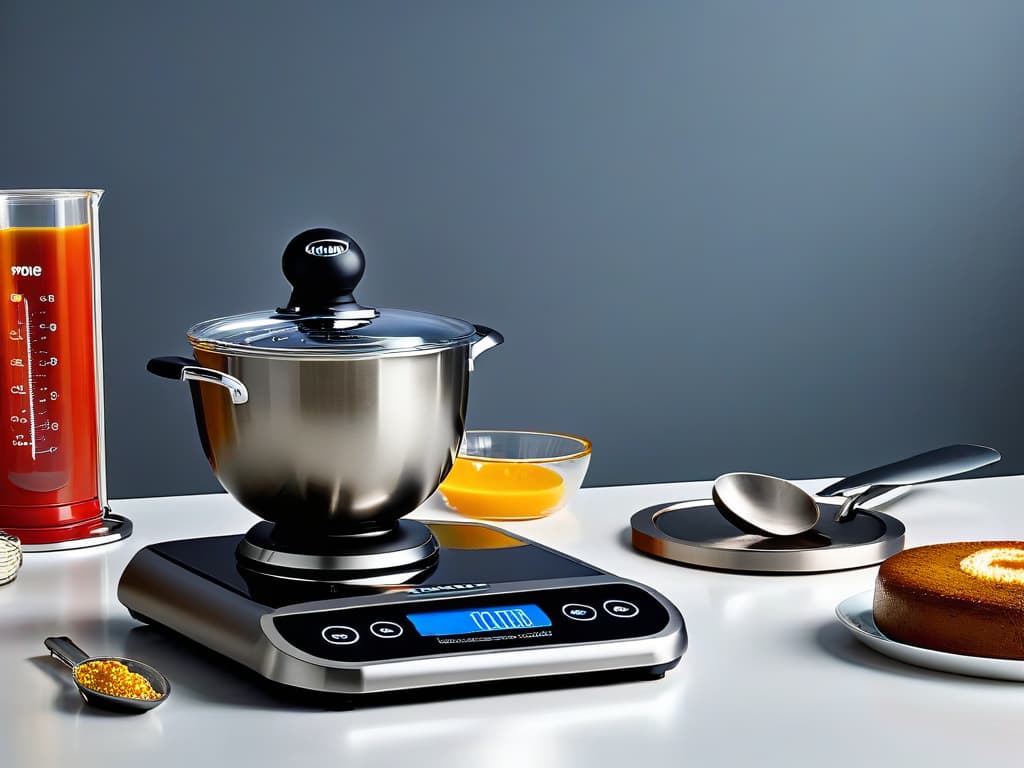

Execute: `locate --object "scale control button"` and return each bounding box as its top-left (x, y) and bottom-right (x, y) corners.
top-left (603, 600), bottom-right (639, 618)
top-left (322, 625), bottom-right (359, 645)
top-left (370, 621), bottom-right (404, 639)
top-left (562, 603), bottom-right (597, 621)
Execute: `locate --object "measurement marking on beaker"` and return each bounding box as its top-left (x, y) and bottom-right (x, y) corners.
top-left (23, 299), bottom-right (35, 460)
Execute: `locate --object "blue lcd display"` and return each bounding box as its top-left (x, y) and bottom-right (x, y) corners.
top-left (406, 604), bottom-right (552, 637)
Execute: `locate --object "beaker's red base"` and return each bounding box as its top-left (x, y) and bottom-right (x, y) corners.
top-left (0, 499), bottom-right (105, 544)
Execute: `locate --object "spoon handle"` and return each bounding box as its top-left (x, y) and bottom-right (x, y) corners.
top-left (832, 485), bottom-right (898, 523)
top-left (44, 636), bottom-right (90, 669)
top-left (818, 444), bottom-right (1001, 498)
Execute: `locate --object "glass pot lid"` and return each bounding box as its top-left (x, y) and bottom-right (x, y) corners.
top-left (187, 228), bottom-right (480, 358)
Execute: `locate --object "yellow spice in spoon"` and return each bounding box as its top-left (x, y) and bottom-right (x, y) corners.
top-left (74, 659), bottom-right (162, 701)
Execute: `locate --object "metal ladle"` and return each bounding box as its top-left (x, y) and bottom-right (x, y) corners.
top-left (44, 636), bottom-right (170, 713)
top-left (713, 473), bottom-right (818, 537)
top-left (712, 444), bottom-right (1001, 537)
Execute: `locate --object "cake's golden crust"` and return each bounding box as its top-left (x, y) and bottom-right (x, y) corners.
top-left (873, 541), bottom-right (1024, 660)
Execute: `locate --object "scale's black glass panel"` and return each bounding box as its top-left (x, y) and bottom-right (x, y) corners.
top-left (654, 502), bottom-right (888, 550)
top-left (272, 584), bottom-right (671, 663)
top-left (152, 523), bottom-right (603, 608)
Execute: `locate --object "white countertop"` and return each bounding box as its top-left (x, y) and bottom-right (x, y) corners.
top-left (3, 475), bottom-right (1023, 767)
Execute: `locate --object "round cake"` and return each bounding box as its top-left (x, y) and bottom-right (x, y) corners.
top-left (873, 541), bottom-right (1024, 659)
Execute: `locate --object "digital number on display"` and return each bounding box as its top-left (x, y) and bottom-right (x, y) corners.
top-left (406, 604), bottom-right (552, 637)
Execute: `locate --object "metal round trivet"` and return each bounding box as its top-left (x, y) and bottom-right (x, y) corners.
top-left (20, 512), bottom-right (133, 553)
top-left (237, 518), bottom-right (439, 574)
top-left (630, 498), bottom-right (905, 573)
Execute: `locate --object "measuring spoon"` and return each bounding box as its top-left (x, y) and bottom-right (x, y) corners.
top-left (712, 444), bottom-right (1001, 537)
top-left (44, 636), bottom-right (170, 713)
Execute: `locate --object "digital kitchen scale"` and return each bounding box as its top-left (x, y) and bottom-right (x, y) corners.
top-left (118, 521), bottom-right (686, 706)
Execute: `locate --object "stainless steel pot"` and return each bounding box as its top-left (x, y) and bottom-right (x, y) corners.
top-left (148, 228), bottom-right (503, 533)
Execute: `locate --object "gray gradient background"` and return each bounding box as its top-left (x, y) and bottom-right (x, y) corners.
top-left (2, 1), bottom-right (1022, 499)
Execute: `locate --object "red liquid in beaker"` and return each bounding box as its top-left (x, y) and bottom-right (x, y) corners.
top-left (0, 224), bottom-right (102, 540)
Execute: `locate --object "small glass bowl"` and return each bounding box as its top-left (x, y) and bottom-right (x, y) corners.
top-left (439, 430), bottom-right (592, 521)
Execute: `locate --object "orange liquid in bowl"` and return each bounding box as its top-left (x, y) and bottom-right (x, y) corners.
top-left (439, 459), bottom-right (566, 520)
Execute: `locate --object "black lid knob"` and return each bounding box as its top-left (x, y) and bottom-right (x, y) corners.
top-left (280, 228), bottom-right (368, 315)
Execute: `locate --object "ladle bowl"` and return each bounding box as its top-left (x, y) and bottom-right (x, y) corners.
top-left (711, 444), bottom-right (1001, 538)
top-left (712, 473), bottom-right (820, 537)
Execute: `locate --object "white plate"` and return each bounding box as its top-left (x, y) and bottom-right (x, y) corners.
top-left (835, 591), bottom-right (1024, 682)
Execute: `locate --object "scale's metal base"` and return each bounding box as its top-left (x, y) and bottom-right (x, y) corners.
top-left (20, 512), bottom-right (133, 553)
top-left (630, 499), bottom-right (905, 573)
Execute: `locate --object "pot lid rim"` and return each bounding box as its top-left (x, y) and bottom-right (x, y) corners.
top-left (186, 307), bottom-right (480, 357)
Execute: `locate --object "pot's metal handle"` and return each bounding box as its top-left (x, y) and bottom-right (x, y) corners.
top-left (147, 356), bottom-right (249, 405)
top-left (469, 325), bottom-right (504, 371)
top-left (45, 636), bottom-right (90, 669)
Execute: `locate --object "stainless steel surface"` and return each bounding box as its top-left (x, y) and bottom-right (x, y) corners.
top-left (711, 444), bottom-right (1001, 534)
top-left (836, 591), bottom-right (1024, 682)
top-left (236, 519), bottom-right (439, 573)
top-left (242, 563), bottom-right (434, 589)
top-left (186, 345), bottom-right (476, 530)
top-left (178, 364), bottom-right (248, 404)
top-left (467, 324), bottom-right (503, 370)
top-left (117, 525), bottom-right (686, 696)
top-left (819, 444), bottom-right (1002, 522)
top-left (43, 635), bottom-right (170, 712)
top-left (260, 578), bottom-right (685, 694)
top-left (326, 306), bottom-right (378, 321)
top-left (819, 444), bottom-right (1001, 496)
top-left (712, 472), bottom-right (820, 536)
top-left (631, 498), bottom-right (906, 573)
top-left (118, 546), bottom-right (273, 670)
top-left (833, 485), bottom-right (893, 524)
top-left (19, 512), bottom-right (132, 552)
top-left (153, 227), bottom-right (503, 531)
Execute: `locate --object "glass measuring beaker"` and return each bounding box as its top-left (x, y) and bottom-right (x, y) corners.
top-left (0, 190), bottom-right (130, 549)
